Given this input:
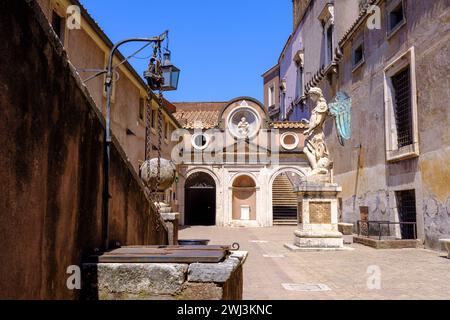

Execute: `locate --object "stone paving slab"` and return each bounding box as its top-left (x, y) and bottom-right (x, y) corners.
top-left (179, 226), bottom-right (450, 300)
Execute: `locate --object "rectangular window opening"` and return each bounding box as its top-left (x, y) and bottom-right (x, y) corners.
top-left (388, 1), bottom-right (405, 33)
top-left (139, 98), bottom-right (145, 121)
top-left (51, 11), bottom-right (65, 42)
top-left (353, 44), bottom-right (364, 68)
top-left (326, 25), bottom-right (333, 65)
top-left (151, 109), bottom-right (157, 128)
top-left (268, 86), bottom-right (275, 107)
top-left (165, 122), bottom-right (169, 140)
top-left (391, 67), bottom-right (413, 148)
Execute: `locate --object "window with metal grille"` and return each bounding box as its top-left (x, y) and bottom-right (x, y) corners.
top-left (391, 67), bottom-right (413, 148)
top-left (395, 190), bottom-right (417, 239)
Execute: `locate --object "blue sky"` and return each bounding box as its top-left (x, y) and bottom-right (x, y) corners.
top-left (80, 0), bottom-right (292, 102)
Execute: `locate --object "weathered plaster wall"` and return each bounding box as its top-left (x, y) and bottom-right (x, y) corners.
top-left (0, 0), bottom-right (167, 299)
top-left (325, 0), bottom-right (450, 249)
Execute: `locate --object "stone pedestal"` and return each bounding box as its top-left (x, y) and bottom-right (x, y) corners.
top-left (285, 182), bottom-right (352, 251)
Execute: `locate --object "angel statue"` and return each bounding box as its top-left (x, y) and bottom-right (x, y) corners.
top-left (303, 87), bottom-right (352, 178)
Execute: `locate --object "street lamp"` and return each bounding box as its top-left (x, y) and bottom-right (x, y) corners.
top-left (102, 30), bottom-right (180, 251)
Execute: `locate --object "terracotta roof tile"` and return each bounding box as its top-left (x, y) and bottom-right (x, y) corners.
top-left (173, 102), bottom-right (227, 129)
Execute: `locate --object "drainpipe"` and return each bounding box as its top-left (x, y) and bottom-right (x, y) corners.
top-left (352, 143), bottom-right (362, 219)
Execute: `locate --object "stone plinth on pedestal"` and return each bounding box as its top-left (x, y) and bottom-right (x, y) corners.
top-left (285, 182), bottom-right (353, 251)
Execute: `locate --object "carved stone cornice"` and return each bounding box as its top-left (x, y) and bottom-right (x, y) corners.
top-left (318, 3), bottom-right (335, 25)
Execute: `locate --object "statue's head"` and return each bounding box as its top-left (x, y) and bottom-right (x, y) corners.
top-left (308, 87), bottom-right (324, 102)
top-left (241, 117), bottom-right (246, 122)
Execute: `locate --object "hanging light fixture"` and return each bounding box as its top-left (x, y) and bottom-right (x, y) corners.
top-left (160, 51), bottom-right (180, 91)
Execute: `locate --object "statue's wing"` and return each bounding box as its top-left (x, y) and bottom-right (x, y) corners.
top-left (329, 92), bottom-right (352, 146)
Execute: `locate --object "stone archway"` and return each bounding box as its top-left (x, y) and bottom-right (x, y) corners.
top-left (269, 168), bottom-right (305, 225)
top-left (185, 172), bottom-right (216, 226)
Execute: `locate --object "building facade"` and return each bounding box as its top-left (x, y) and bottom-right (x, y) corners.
top-left (266, 0), bottom-right (450, 249)
top-left (263, 0), bottom-right (361, 122)
top-left (173, 98), bottom-right (310, 227)
top-left (329, 0), bottom-right (450, 249)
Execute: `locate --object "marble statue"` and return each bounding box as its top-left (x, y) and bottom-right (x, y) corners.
top-left (303, 87), bottom-right (332, 177)
top-left (303, 87), bottom-right (352, 178)
top-left (237, 117), bottom-right (250, 137)
top-left (287, 88), bottom-right (352, 252)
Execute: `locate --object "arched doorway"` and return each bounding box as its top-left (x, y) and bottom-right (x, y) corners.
top-left (185, 172), bottom-right (216, 225)
top-left (272, 171), bottom-right (301, 224)
top-left (232, 175), bottom-right (257, 221)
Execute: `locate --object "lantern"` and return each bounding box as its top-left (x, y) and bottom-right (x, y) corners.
top-left (160, 51), bottom-right (180, 91)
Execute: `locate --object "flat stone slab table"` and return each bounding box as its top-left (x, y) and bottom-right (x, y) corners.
top-left (82, 246), bottom-right (248, 300)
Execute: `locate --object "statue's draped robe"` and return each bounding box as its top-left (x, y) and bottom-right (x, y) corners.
top-left (305, 100), bottom-right (329, 163)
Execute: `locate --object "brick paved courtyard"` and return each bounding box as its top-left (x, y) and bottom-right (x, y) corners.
top-left (180, 226), bottom-right (450, 300)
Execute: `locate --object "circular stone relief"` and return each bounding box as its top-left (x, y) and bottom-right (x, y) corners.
top-left (228, 107), bottom-right (260, 139)
top-left (191, 133), bottom-right (210, 150)
top-left (280, 132), bottom-right (299, 150)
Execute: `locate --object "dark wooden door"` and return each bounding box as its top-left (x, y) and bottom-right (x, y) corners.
top-left (185, 187), bottom-right (215, 226)
top-left (185, 172), bottom-right (216, 226)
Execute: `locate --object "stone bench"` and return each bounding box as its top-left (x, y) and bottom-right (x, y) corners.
top-left (439, 239), bottom-right (450, 258)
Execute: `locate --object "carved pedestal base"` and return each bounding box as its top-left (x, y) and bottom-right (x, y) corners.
top-left (285, 182), bottom-right (353, 252)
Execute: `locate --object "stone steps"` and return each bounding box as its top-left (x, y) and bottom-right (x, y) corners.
top-left (272, 174), bottom-right (298, 208)
top-left (273, 219), bottom-right (297, 226)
